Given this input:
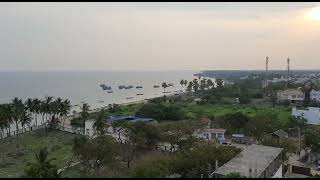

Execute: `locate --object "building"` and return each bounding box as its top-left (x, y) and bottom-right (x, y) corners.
top-left (277, 89), bottom-right (305, 103)
top-left (292, 107), bottom-right (320, 125)
top-left (193, 128), bottom-right (226, 142)
top-left (212, 145), bottom-right (283, 178)
top-left (311, 90), bottom-right (320, 102)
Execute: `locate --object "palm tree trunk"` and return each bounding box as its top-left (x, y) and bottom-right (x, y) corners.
top-left (35, 113), bottom-right (38, 127)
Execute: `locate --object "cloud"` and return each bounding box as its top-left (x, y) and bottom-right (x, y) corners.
top-left (0, 2), bottom-right (319, 70)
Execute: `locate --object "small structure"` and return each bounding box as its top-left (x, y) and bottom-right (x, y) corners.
top-left (277, 89), bottom-right (305, 103)
top-left (212, 144), bottom-right (283, 178)
top-left (311, 90), bottom-right (320, 102)
top-left (194, 128), bottom-right (226, 142)
top-left (292, 107), bottom-right (320, 125)
top-left (271, 129), bottom-right (289, 140)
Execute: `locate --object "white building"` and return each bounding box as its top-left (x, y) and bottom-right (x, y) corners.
top-left (84, 119), bottom-right (120, 139)
top-left (277, 89), bottom-right (305, 103)
top-left (194, 128), bottom-right (226, 142)
top-left (310, 90), bottom-right (320, 102)
top-left (292, 107), bottom-right (320, 125)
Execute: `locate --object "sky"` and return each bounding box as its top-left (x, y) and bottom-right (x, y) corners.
top-left (1, 2), bottom-right (320, 71)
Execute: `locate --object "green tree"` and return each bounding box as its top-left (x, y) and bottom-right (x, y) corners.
top-left (162, 82), bottom-right (168, 93)
top-left (80, 103), bottom-right (90, 121)
top-left (93, 110), bottom-right (108, 136)
top-left (215, 79), bottom-right (224, 88)
top-left (25, 147), bottom-right (60, 178)
top-left (187, 81), bottom-right (193, 92)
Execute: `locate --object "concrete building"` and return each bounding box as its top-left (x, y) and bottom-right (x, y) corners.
top-left (292, 107), bottom-right (320, 125)
top-left (194, 128), bottom-right (226, 142)
top-left (212, 145), bottom-right (283, 178)
top-left (277, 89), bottom-right (305, 103)
top-left (311, 90), bottom-right (320, 102)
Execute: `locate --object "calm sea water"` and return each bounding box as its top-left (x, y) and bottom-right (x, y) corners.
top-left (0, 70), bottom-right (198, 112)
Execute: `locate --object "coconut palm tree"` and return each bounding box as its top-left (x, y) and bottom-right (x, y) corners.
top-left (93, 110), bottom-right (107, 136)
top-left (60, 99), bottom-right (71, 128)
top-left (44, 96), bottom-right (54, 125)
top-left (187, 81), bottom-right (194, 92)
top-left (80, 103), bottom-right (90, 121)
top-left (25, 147), bottom-right (60, 178)
top-left (192, 79), bottom-right (199, 93)
top-left (207, 79), bottom-right (214, 89)
top-left (0, 104), bottom-right (11, 139)
top-left (20, 111), bottom-right (31, 133)
top-left (11, 97), bottom-right (25, 135)
top-left (32, 98), bottom-right (41, 127)
top-left (162, 82), bottom-right (168, 93)
top-left (180, 79), bottom-right (185, 89)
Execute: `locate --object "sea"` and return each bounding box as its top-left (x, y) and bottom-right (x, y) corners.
top-left (0, 70), bottom-right (198, 112)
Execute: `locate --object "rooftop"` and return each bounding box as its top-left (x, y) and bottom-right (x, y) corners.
top-left (201, 128), bottom-right (226, 133)
top-left (272, 129), bottom-right (288, 139)
top-left (213, 144), bottom-right (283, 178)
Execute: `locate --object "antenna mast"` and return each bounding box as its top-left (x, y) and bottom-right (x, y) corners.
top-left (286, 57), bottom-right (290, 88)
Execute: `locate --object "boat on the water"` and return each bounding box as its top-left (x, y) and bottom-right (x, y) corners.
top-left (125, 85), bottom-right (134, 89)
top-left (118, 85), bottom-right (125, 89)
top-left (98, 100), bottom-right (104, 103)
top-left (136, 86), bottom-right (143, 89)
top-left (168, 83), bottom-right (174, 87)
top-left (100, 84), bottom-right (112, 90)
top-left (107, 90), bottom-right (113, 93)
top-left (137, 93), bottom-right (144, 96)
top-left (126, 97), bottom-right (134, 100)
top-left (153, 85), bottom-right (160, 88)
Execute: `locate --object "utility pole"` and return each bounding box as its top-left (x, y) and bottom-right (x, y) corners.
top-left (265, 56), bottom-right (269, 91)
top-left (298, 126), bottom-right (301, 155)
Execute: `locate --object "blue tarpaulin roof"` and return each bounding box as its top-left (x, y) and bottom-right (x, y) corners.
top-left (106, 115), bottom-right (156, 123)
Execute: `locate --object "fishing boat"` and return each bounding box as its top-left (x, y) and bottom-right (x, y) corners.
top-left (153, 85), bottom-right (160, 88)
top-left (98, 100), bottom-right (104, 103)
top-left (136, 93), bottom-right (144, 96)
top-left (100, 84), bottom-right (112, 90)
top-left (168, 83), bottom-right (174, 87)
top-left (107, 90), bottom-right (113, 93)
top-left (126, 97), bottom-right (134, 100)
top-left (118, 85), bottom-right (125, 89)
top-left (125, 85), bottom-right (134, 89)
top-left (136, 86), bottom-right (143, 89)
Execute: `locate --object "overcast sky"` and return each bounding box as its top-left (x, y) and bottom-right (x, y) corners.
top-left (1, 2), bottom-right (320, 71)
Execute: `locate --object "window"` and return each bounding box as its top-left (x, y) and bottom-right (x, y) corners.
top-left (204, 133), bottom-right (209, 139)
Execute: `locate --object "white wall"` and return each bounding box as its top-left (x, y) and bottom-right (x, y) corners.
top-left (311, 90), bottom-right (320, 102)
top-left (292, 107), bottom-right (320, 125)
top-left (272, 165), bottom-right (282, 178)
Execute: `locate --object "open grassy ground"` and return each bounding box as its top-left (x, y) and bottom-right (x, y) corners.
top-left (110, 100), bottom-right (292, 127)
top-left (0, 130), bottom-right (81, 178)
top-left (178, 102), bottom-right (293, 128)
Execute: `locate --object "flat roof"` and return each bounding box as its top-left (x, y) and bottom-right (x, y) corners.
top-left (202, 128), bottom-right (226, 133)
top-left (213, 144), bottom-right (283, 178)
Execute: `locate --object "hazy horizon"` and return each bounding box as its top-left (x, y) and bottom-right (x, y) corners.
top-left (1, 2), bottom-right (320, 71)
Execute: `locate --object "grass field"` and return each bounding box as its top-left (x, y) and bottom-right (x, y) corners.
top-left (0, 130), bottom-right (81, 178)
